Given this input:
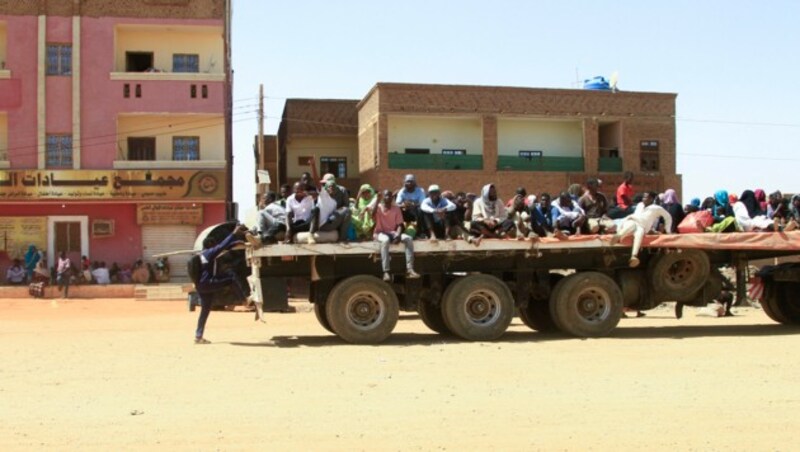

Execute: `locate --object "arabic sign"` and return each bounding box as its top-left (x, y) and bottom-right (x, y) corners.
top-left (137, 203), bottom-right (203, 225)
top-left (0, 169), bottom-right (225, 201)
top-left (0, 217), bottom-right (47, 260)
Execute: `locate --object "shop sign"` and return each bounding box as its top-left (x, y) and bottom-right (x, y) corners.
top-left (137, 203), bottom-right (203, 225)
top-left (0, 217), bottom-right (47, 260)
top-left (0, 170), bottom-right (225, 201)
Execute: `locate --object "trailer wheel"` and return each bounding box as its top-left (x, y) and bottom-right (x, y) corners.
top-left (518, 273), bottom-right (563, 333)
top-left (418, 301), bottom-right (451, 335)
top-left (775, 283), bottom-right (800, 324)
top-left (549, 272), bottom-right (623, 337)
top-left (314, 302), bottom-right (334, 333)
top-left (762, 282), bottom-right (799, 325)
top-left (648, 250), bottom-right (710, 300)
top-left (325, 275), bottom-right (399, 344)
top-left (441, 274), bottom-right (514, 341)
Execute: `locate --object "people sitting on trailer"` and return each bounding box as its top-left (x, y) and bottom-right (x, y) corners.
top-left (505, 187), bottom-right (527, 208)
top-left (373, 189), bottom-right (420, 282)
top-left (579, 178), bottom-right (616, 234)
top-left (470, 183), bottom-right (515, 240)
top-left (711, 190), bottom-right (734, 223)
top-left (420, 184), bottom-right (460, 242)
top-left (733, 190), bottom-right (774, 232)
top-left (299, 171), bottom-right (314, 191)
top-left (660, 188), bottom-right (685, 233)
top-left (567, 183), bottom-right (583, 201)
top-left (766, 190), bottom-right (796, 231)
top-left (308, 178), bottom-right (351, 243)
top-left (609, 171), bottom-right (635, 219)
top-left (351, 184), bottom-right (378, 240)
top-left (284, 182), bottom-right (314, 244)
top-left (684, 197), bottom-right (701, 214)
top-left (610, 191), bottom-right (673, 268)
top-left (536, 192), bottom-right (556, 234)
top-left (245, 191), bottom-right (287, 247)
top-left (754, 189), bottom-right (768, 214)
top-left (5, 259), bottom-right (26, 285)
top-left (507, 187), bottom-right (548, 241)
top-left (551, 192), bottom-right (587, 236)
top-left (395, 174), bottom-right (427, 239)
top-left (278, 183), bottom-right (292, 208)
top-left (441, 190), bottom-right (474, 243)
top-left (790, 195), bottom-right (800, 228)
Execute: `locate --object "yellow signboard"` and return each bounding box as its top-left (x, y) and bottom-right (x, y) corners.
top-left (0, 217), bottom-right (47, 260)
top-left (137, 203), bottom-right (204, 225)
top-left (0, 169), bottom-right (225, 201)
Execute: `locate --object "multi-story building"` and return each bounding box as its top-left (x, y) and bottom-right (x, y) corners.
top-left (263, 82), bottom-right (681, 204)
top-left (0, 0), bottom-right (232, 277)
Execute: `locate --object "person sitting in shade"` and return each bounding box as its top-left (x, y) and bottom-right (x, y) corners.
top-left (91, 262), bottom-right (111, 285)
top-left (395, 174), bottom-right (427, 238)
top-left (551, 192), bottom-right (587, 236)
top-left (6, 259), bottom-right (26, 285)
top-left (470, 183), bottom-right (515, 239)
top-left (420, 184), bottom-right (457, 242)
top-left (610, 191), bottom-right (673, 268)
top-left (373, 189), bottom-right (420, 282)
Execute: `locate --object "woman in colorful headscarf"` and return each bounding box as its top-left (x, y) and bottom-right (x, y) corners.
top-left (684, 197), bottom-right (701, 214)
top-left (712, 190), bottom-right (734, 223)
top-left (754, 189), bottom-right (768, 214)
top-left (23, 244), bottom-right (40, 281)
top-left (351, 184), bottom-right (378, 240)
top-left (661, 189), bottom-right (684, 233)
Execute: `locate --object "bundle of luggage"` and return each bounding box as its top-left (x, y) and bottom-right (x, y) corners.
top-left (29, 282), bottom-right (46, 298)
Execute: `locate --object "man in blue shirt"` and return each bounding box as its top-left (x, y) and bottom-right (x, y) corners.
top-left (395, 174), bottom-right (427, 237)
top-left (420, 184), bottom-right (458, 241)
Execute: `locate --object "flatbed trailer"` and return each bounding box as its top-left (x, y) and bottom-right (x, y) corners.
top-left (244, 231), bottom-right (800, 344)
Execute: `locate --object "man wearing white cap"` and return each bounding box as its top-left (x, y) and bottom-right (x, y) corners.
top-left (395, 174), bottom-right (427, 237)
top-left (420, 184), bottom-right (457, 242)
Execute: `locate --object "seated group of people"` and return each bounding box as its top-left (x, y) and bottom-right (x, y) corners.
top-left (246, 167), bottom-right (799, 277)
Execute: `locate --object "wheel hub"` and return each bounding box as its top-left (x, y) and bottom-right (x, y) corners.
top-left (576, 289), bottom-right (609, 323)
top-left (668, 260), bottom-right (694, 284)
top-left (464, 291), bottom-right (499, 324)
top-left (346, 292), bottom-right (383, 329)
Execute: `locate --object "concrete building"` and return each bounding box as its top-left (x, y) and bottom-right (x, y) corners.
top-left (0, 0), bottom-right (232, 277)
top-left (265, 83), bottom-right (680, 205)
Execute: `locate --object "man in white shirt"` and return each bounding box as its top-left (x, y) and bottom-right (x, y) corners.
top-left (91, 262), bottom-right (111, 285)
top-left (610, 191), bottom-right (673, 267)
top-left (420, 184), bottom-right (457, 241)
top-left (308, 179), bottom-right (349, 243)
top-left (284, 182), bottom-right (315, 244)
top-left (6, 259), bottom-right (26, 284)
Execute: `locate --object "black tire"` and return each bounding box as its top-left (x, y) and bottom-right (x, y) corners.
top-left (775, 283), bottom-right (800, 324)
top-left (441, 274), bottom-right (514, 341)
top-left (325, 275), bottom-right (399, 344)
top-left (418, 300), bottom-right (451, 335)
top-left (648, 250), bottom-right (710, 301)
top-left (549, 272), bottom-right (624, 337)
top-left (761, 281), bottom-right (790, 324)
top-left (314, 302), bottom-right (334, 333)
top-left (518, 273), bottom-right (564, 333)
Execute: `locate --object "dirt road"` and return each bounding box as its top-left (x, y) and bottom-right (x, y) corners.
top-left (1, 298), bottom-right (798, 451)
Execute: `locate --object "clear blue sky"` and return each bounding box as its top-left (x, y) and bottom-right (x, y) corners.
top-left (231, 0), bottom-right (800, 214)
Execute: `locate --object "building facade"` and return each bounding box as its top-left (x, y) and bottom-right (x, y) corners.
top-left (264, 83), bottom-right (681, 206)
top-left (0, 0), bottom-right (232, 277)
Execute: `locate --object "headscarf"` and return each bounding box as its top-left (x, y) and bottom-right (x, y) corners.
top-left (24, 245), bottom-right (40, 272)
top-left (567, 183), bottom-right (583, 200)
top-left (357, 184), bottom-right (375, 209)
top-left (755, 189), bottom-right (768, 212)
top-left (739, 190), bottom-right (759, 218)
top-left (713, 190), bottom-right (730, 219)
top-left (728, 193), bottom-right (738, 204)
top-left (662, 189), bottom-right (679, 205)
top-left (690, 198), bottom-right (701, 208)
top-left (481, 184), bottom-right (498, 217)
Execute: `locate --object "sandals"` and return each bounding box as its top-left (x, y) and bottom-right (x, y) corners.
top-left (194, 338), bottom-right (211, 344)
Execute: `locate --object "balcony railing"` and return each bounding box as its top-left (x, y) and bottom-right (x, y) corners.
top-left (598, 157), bottom-right (623, 172)
top-left (388, 154), bottom-right (483, 170)
top-left (497, 156), bottom-right (585, 172)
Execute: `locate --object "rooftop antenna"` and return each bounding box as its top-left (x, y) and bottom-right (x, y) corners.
top-left (609, 70), bottom-right (619, 92)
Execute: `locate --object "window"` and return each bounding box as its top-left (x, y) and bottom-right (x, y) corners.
top-left (519, 150), bottom-right (543, 159)
top-left (404, 148), bottom-right (430, 155)
top-left (320, 157), bottom-right (347, 179)
top-left (128, 137), bottom-right (156, 161)
top-left (46, 135), bottom-right (73, 168)
top-left (172, 136), bottom-right (200, 161)
top-left (173, 54), bottom-right (199, 73)
top-left (126, 52), bottom-right (153, 72)
top-left (640, 140), bottom-right (659, 171)
top-left (442, 149), bottom-right (466, 156)
top-left (46, 44), bottom-right (72, 75)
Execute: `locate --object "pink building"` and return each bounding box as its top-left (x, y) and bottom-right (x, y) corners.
top-left (0, 0), bottom-right (232, 279)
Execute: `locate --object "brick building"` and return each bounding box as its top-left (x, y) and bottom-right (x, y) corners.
top-left (264, 83), bottom-right (680, 206)
top-left (0, 0), bottom-right (232, 277)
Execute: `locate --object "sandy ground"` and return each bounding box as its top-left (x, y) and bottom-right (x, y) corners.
top-left (1, 298), bottom-right (799, 451)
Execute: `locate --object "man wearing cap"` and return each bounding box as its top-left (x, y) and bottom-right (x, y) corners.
top-left (309, 177), bottom-right (351, 243)
top-left (395, 174), bottom-right (427, 237)
top-left (420, 184), bottom-right (458, 242)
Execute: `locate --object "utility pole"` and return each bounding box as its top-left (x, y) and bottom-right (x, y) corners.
top-left (257, 84), bottom-right (264, 204)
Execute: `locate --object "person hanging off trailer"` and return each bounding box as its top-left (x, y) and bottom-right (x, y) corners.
top-left (610, 191), bottom-right (673, 268)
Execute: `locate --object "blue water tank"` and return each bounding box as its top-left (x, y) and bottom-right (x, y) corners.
top-left (583, 76), bottom-right (611, 90)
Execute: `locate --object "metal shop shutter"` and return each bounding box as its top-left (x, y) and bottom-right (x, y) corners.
top-left (141, 225), bottom-right (196, 278)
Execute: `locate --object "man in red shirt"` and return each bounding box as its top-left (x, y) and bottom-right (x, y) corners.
top-left (613, 171), bottom-right (635, 218)
top-left (374, 189), bottom-right (421, 282)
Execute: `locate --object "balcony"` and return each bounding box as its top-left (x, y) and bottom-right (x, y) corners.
top-left (497, 156), bottom-right (585, 172)
top-left (388, 153), bottom-right (483, 170)
top-left (598, 157), bottom-right (623, 172)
